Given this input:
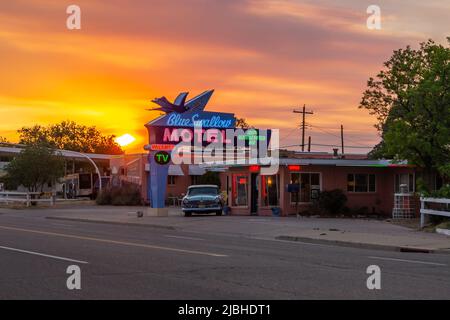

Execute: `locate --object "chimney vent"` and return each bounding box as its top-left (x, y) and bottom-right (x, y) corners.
top-left (333, 148), bottom-right (339, 158)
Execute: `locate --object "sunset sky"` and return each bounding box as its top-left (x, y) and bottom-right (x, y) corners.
top-left (0, 0), bottom-right (448, 153)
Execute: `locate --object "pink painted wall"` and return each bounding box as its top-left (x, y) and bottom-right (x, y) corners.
top-left (222, 165), bottom-right (416, 217)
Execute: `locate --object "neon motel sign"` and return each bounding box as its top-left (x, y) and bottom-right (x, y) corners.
top-left (166, 113), bottom-right (233, 128)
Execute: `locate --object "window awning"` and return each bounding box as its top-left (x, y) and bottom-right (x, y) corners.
top-left (188, 165), bottom-right (206, 176)
top-left (168, 165), bottom-right (184, 176)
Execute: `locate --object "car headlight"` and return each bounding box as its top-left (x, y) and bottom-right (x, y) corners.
top-left (214, 197), bottom-right (221, 203)
top-left (182, 198), bottom-right (189, 205)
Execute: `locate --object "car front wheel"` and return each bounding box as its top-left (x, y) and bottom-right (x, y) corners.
top-left (216, 210), bottom-right (222, 216)
top-left (184, 212), bottom-right (192, 217)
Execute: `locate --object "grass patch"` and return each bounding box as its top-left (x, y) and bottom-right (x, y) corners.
top-left (436, 221), bottom-right (450, 230)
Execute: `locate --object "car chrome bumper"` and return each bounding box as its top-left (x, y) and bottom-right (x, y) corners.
top-left (182, 206), bottom-right (222, 212)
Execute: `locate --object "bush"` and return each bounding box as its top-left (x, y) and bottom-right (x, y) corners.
top-left (431, 184), bottom-right (450, 199)
top-left (429, 215), bottom-right (449, 225)
top-left (96, 184), bottom-right (142, 206)
top-left (96, 188), bottom-right (112, 205)
top-left (314, 189), bottom-right (348, 216)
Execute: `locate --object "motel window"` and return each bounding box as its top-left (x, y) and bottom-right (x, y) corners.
top-left (231, 174), bottom-right (248, 206)
top-left (79, 173), bottom-right (92, 190)
top-left (168, 175), bottom-right (176, 185)
top-left (261, 175), bottom-right (279, 207)
top-left (395, 174), bottom-right (415, 193)
top-left (290, 172), bottom-right (321, 203)
top-left (347, 174), bottom-right (376, 193)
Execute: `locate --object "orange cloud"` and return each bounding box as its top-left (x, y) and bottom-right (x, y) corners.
top-left (0, 0), bottom-right (448, 153)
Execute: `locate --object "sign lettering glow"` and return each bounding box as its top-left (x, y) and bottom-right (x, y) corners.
top-left (166, 113), bottom-right (233, 128)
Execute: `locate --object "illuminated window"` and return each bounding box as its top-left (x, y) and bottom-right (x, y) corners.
top-left (290, 172), bottom-right (321, 203)
top-left (261, 175), bottom-right (279, 206)
top-left (231, 174), bottom-right (248, 206)
top-left (347, 174), bottom-right (376, 192)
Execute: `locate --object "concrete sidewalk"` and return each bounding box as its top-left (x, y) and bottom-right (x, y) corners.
top-left (2, 204), bottom-right (450, 254)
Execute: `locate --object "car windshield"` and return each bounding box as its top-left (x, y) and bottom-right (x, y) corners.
top-left (188, 187), bottom-right (218, 196)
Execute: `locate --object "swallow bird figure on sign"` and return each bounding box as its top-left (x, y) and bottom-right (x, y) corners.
top-left (146, 90), bottom-right (214, 114)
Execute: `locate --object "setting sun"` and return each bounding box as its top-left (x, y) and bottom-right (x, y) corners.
top-left (116, 133), bottom-right (136, 147)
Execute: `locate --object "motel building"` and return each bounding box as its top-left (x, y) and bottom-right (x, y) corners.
top-left (1, 143), bottom-right (441, 217)
top-left (214, 152), bottom-right (417, 217)
top-left (109, 149), bottom-right (423, 217)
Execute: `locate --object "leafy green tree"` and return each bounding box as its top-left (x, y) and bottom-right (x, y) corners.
top-left (18, 121), bottom-right (124, 155)
top-left (360, 39), bottom-right (450, 178)
top-left (4, 143), bottom-right (65, 192)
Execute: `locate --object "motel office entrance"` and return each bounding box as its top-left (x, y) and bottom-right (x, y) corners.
top-left (227, 170), bottom-right (280, 216)
top-left (227, 171), bottom-right (261, 215)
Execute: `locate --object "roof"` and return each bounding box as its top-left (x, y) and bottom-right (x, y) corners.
top-left (278, 158), bottom-right (409, 167)
top-left (200, 157), bottom-right (410, 168)
top-left (0, 146), bottom-right (114, 161)
top-left (279, 150), bottom-right (369, 160)
top-left (168, 164), bottom-right (184, 176)
top-left (187, 184), bottom-right (219, 188)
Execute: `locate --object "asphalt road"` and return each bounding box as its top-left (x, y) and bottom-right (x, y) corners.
top-left (0, 212), bottom-right (450, 299)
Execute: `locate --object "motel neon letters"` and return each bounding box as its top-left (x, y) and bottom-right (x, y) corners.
top-left (162, 127), bottom-right (232, 144)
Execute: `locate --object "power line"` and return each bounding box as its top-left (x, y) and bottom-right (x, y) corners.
top-left (279, 143), bottom-right (372, 149)
top-left (279, 126), bottom-right (373, 149)
top-left (309, 124), bottom-right (370, 147)
top-left (279, 127), bottom-right (299, 143)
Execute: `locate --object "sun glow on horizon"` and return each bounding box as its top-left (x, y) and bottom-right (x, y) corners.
top-left (116, 133), bottom-right (136, 147)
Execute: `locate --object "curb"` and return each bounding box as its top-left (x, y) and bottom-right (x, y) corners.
top-left (436, 228), bottom-right (450, 236)
top-left (275, 235), bottom-right (450, 254)
top-left (46, 216), bottom-right (177, 230)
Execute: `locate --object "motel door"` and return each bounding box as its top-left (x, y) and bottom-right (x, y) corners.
top-left (250, 173), bottom-right (259, 215)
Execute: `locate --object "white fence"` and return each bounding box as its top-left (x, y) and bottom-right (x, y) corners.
top-left (420, 197), bottom-right (450, 228)
top-left (0, 192), bottom-right (56, 207)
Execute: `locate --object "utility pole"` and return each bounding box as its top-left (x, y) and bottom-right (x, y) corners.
top-left (341, 124), bottom-right (345, 156)
top-left (293, 105), bottom-right (314, 152)
top-left (308, 136), bottom-right (311, 152)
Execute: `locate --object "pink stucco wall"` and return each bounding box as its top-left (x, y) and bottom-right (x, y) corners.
top-left (222, 165), bottom-right (416, 217)
top-left (110, 154), bottom-right (416, 216)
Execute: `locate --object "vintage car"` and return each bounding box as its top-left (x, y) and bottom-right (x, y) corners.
top-left (181, 185), bottom-right (224, 217)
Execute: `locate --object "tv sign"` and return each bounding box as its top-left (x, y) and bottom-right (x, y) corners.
top-left (154, 151), bottom-right (171, 165)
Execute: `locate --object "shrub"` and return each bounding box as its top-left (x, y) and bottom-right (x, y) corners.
top-left (96, 188), bottom-right (112, 205)
top-left (431, 184), bottom-right (450, 199)
top-left (314, 189), bottom-right (348, 216)
top-left (96, 184), bottom-right (142, 206)
top-left (429, 215), bottom-right (449, 225)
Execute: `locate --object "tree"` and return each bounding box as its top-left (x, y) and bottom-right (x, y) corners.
top-left (4, 143), bottom-right (65, 192)
top-left (360, 39), bottom-right (450, 178)
top-left (0, 136), bottom-right (8, 143)
top-left (197, 171), bottom-right (221, 188)
top-left (18, 121), bottom-right (124, 155)
top-left (234, 117), bottom-right (253, 129)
